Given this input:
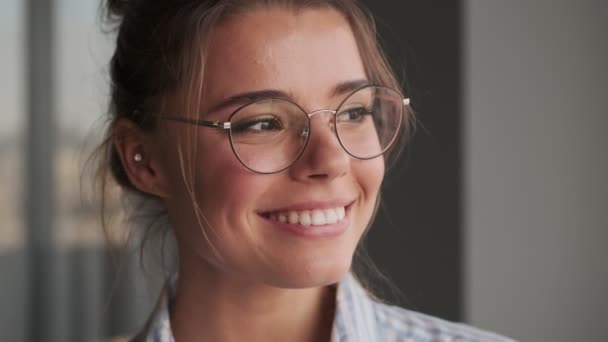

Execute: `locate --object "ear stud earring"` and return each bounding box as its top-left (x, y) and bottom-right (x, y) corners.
top-left (134, 153), bottom-right (143, 162)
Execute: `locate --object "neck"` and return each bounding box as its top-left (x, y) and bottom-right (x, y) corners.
top-left (170, 257), bottom-right (337, 342)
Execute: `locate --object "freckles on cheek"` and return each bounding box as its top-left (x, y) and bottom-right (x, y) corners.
top-left (194, 151), bottom-right (260, 216)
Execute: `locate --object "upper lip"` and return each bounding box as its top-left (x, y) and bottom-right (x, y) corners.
top-left (258, 199), bottom-right (355, 214)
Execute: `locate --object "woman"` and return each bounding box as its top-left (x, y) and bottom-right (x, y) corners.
top-left (99, 0), bottom-right (513, 341)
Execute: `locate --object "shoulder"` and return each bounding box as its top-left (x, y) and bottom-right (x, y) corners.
top-left (370, 301), bottom-right (515, 342)
top-left (334, 273), bottom-right (516, 342)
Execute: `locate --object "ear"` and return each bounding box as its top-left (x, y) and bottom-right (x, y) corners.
top-left (112, 118), bottom-right (171, 198)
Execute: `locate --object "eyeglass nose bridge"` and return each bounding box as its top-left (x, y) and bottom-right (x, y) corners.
top-left (307, 108), bottom-right (337, 118)
top-left (299, 108), bottom-right (338, 139)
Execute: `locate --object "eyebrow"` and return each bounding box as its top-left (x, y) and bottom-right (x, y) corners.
top-left (207, 79), bottom-right (372, 114)
top-left (331, 79), bottom-right (373, 97)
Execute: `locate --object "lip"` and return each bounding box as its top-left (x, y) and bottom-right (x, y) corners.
top-left (258, 201), bottom-right (355, 239)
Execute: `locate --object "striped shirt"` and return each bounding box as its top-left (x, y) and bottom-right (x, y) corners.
top-left (133, 273), bottom-right (515, 342)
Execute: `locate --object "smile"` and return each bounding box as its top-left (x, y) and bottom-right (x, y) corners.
top-left (266, 206), bottom-right (347, 226)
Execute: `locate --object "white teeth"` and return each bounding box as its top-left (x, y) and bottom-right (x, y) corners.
top-left (268, 207), bottom-right (346, 226)
top-left (324, 209), bottom-right (338, 224)
top-left (311, 210), bottom-right (326, 225)
top-left (300, 212), bottom-right (312, 226)
top-left (336, 207), bottom-right (345, 220)
top-left (288, 211), bottom-right (299, 224)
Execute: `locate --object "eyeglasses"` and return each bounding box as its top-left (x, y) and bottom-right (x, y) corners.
top-left (160, 85), bottom-right (409, 174)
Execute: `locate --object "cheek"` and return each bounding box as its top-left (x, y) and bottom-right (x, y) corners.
top-left (357, 158), bottom-right (385, 199)
top-left (352, 158), bottom-right (385, 233)
top-left (188, 137), bottom-right (281, 250)
top-left (162, 132), bottom-right (259, 240)
top-left (191, 138), bottom-right (259, 220)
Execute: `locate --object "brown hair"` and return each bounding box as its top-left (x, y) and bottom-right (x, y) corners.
top-left (94, 0), bottom-right (414, 282)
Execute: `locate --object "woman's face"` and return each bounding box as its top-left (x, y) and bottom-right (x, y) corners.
top-left (161, 7), bottom-right (385, 288)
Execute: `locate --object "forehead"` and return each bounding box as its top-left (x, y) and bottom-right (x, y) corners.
top-left (202, 7), bottom-right (367, 109)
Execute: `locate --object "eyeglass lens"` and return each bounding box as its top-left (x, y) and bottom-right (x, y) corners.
top-left (228, 86), bottom-right (404, 173)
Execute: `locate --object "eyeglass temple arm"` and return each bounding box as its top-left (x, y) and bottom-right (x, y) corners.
top-left (160, 116), bottom-right (231, 130)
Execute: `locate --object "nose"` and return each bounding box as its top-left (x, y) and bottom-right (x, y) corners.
top-left (288, 110), bottom-right (350, 181)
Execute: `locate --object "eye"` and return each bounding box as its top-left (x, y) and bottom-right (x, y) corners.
top-left (337, 106), bottom-right (373, 123)
top-left (231, 115), bottom-right (284, 133)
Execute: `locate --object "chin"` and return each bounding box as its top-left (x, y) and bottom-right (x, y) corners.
top-left (262, 250), bottom-right (354, 289)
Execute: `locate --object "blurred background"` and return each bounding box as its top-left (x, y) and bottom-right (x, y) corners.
top-left (1, 0), bottom-right (606, 341)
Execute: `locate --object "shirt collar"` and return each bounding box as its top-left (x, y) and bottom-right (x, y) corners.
top-left (333, 273), bottom-right (379, 342)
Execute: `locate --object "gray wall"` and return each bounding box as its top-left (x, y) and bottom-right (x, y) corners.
top-left (463, 1), bottom-right (608, 341)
